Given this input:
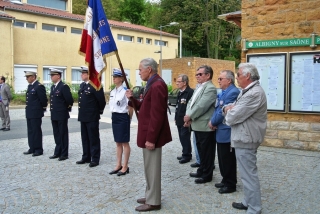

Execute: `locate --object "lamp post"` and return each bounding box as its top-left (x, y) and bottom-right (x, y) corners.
top-left (159, 22), bottom-right (179, 74)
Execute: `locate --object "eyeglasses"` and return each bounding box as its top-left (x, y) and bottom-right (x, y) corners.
top-left (236, 72), bottom-right (242, 77)
top-left (195, 72), bottom-right (206, 77)
top-left (176, 81), bottom-right (183, 83)
top-left (218, 78), bottom-right (227, 81)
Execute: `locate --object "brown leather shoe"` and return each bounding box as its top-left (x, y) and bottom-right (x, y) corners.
top-left (135, 204), bottom-right (161, 212)
top-left (137, 198), bottom-right (146, 204)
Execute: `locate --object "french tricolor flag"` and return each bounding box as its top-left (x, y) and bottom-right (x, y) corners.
top-left (79, 0), bottom-right (118, 90)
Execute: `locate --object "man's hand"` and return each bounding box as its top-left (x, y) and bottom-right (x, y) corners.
top-left (125, 89), bottom-right (133, 98)
top-left (223, 105), bottom-right (234, 114)
top-left (208, 121), bottom-right (217, 130)
top-left (184, 115), bottom-right (191, 123)
top-left (145, 141), bottom-right (155, 150)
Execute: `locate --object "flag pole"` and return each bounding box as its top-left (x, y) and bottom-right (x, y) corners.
top-left (115, 51), bottom-right (139, 118)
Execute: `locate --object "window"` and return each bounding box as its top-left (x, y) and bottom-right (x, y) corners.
top-left (13, 20), bottom-right (36, 29)
top-left (42, 24), bottom-right (65, 33)
top-left (71, 28), bottom-right (82, 35)
top-left (117, 34), bottom-right (133, 42)
top-left (71, 68), bottom-right (82, 91)
top-left (137, 37), bottom-right (143, 44)
top-left (28, 0), bottom-right (66, 10)
top-left (43, 67), bottom-right (65, 90)
top-left (155, 40), bottom-right (168, 46)
top-left (146, 38), bottom-right (152, 45)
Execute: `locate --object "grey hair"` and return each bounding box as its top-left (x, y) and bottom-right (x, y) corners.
top-left (178, 74), bottom-right (189, 85)
top-left (197, 65), bottom-right (213, 79)
top-left (140, 58), bottom-right (158, 73)
top-left (238, 63), bottom-right (260, 81)
top-left (220, 70), bottom-right (235, 84)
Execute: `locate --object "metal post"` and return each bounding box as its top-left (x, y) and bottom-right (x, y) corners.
top-left (160, 26), bottom-right (163, 74)
top-left (180, 29), bottom-right (182, 58)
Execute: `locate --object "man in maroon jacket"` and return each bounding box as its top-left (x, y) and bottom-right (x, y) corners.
top-left (126, 58), bottom-right (172, 212)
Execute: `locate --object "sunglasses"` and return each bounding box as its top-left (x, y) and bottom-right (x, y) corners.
top-left (195, 72), bottom-right (207, 77)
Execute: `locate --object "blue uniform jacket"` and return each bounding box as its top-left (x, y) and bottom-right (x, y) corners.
top-left (25, 81), bottom-right (48, 119)
top-left (210, 84), bottom-right (240, 143)
top-left (50, 81), bottom-right (74, 120)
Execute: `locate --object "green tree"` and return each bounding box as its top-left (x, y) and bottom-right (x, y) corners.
top-left (119, 0), bottom-right (146, 25)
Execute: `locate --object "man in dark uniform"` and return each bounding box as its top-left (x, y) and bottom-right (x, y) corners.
top-left (23, 71), bottom-right (48, 156)
top-left (48, 68), bottom-right (74, 161)
top-left (175, 74), bottom-right (194, 164)
top-left (76, 66), bottom-right (106, 167)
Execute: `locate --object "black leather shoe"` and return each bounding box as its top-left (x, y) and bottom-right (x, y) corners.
top-left (219, 186), bottom-right (236, 194)
top-left (89, 162), bottom-right (99, 167)
top-left (195, 178), bottom-right (211, 184)
top-left (32, 153), bottom-right (43, 157)
top-left (23, 151), bottom-right (33, 155)
top-left (215, 183), bottom-right (225, 188)
top-left (189, 172), bottom-right (201, 178)
top-left (177, 156), bottom-right (182, 160)
top-left (3, 128), bottom-right (10, 131)
top-left (76, 159), bottom-right (90, 164)
top-left (58, 156), bottom-right (68, 161)
top-left (49, 155), bottom-right (59, 159)
top-left (0, 128), bottom-right (5, 130)
top-left (179, 158), bottom-right (191, 164)
top-left (117, 167), bottom-right (129, 176)
top-left (109, 166), bottom-right (122, 174)
top-left (232, 202), bottom-right (248, 210)
top-left (190, 163), bottom-right (200, 168)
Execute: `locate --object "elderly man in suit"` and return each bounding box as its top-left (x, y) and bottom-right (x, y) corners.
top-left (125, 58), bottom-right (172, 212)
top-left (209, 70), bottom-right (240, 194)
top-left (224, 63), bottom-right (267, 214)
top-left (0, 76), bottom-right (12, 131)
top-left (48, 68), bottom-right (74, 161)
top-left (184, 65), bottom-right (217, 184)
top-left (23, 71), bottom-right (48, 156)
top-left (76, 66), bottom-right (106, 167)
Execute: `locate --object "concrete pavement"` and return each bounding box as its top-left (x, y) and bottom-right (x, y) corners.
top-left (0, 107), bottom-right (320, 213)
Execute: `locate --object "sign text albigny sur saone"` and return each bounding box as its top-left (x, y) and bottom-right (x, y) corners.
top-left (245, 36), bottom-right (320, 49)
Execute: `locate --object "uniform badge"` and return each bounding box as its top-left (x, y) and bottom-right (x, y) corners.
top-left (88, 87), bottom-right (90, 90)
top-left (117, 101), bottom-right (120, 106)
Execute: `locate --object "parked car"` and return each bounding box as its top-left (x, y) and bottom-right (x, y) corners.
top-left (167, 88), bottom-right (223, 106)
top-left (132, 86), bottom-right (145, 101)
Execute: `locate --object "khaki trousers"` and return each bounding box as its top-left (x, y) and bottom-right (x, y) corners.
top-left (0, 102), bottom-right (10, 128)
top-left (143, 148), bottom-right (162, 205)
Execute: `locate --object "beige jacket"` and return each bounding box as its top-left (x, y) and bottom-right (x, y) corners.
top-left (225, 81), bottom-right (267, 149)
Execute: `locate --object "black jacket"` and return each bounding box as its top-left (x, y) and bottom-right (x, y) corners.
top-left (25, 81), bottom-right (48, 119)
top-left (50, 81), bottom-right (74, 120)
top-left (175, 86), bottom-right (194, 126)
top-left (78, 82), bottom-right (106, 122)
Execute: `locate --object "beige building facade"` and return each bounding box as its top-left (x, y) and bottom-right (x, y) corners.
top-left (0, 0), bottom-right (178, 92)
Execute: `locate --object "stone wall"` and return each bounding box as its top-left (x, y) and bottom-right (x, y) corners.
top-left (162, 57), bottom-right (235, 89)
top-left (241, 0), bottom-right (320, 151)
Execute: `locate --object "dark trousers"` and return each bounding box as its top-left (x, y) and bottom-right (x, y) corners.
top-left (195, 131), bottom-right (216, 181)
top-left (51, 119), bottom-right (69, 157)
top-left (217, 143), bottom-right (237, 188)
top-left (26, 118), bottom-right (43, 154)
top-left (80, 121), bottom-right (101, 163)
top-left (177, 125), bottom-right (192, 159)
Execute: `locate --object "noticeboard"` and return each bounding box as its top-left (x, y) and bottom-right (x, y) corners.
top-left (246, 53), bottom-right (287, 112)
top-left (289, 51), bottom-right (320, 113)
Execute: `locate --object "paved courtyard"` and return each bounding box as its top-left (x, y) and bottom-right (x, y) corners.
top-left (0, 108), bottom-right (320, 213)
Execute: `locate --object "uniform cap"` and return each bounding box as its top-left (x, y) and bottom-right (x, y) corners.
top-left (24, 71), bottom-right (37, 77)
top-left (49, 68), bottom-right (63, 75)
top-left (112, 68), bottom-right (127, 77)
top-left (80, 66), bottom-right (88, 73)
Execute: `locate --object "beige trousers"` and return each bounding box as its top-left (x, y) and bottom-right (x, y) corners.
top-left (143, 148), bottom-right (162, 205)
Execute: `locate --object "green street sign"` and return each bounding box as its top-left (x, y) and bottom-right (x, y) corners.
top-left (316, 36), bottom-right (320, 45)
top-left (246, 38), bottom-right (311, 49)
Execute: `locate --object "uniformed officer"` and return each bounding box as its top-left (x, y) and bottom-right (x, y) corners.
top-left (109, 68), bottom-right (132, 176)
top-left (23, 71), bottom-right (48, 157)
top-left (48, 68), bottom-right (73, 161)
top-left (76, 66), bottom-right (106, 167)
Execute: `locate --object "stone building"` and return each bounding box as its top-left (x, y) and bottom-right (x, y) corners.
top-left (221, 0), bottom-right (320, 151)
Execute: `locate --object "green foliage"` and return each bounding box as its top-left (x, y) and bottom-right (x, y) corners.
top-left (167, 84), bottom-right (173, 93)
top-left (119, 0), bottom-right (146, 25)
